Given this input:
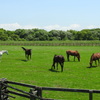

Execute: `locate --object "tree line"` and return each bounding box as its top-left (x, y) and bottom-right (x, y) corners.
top-left (0, 28), bottom-right (100, 41)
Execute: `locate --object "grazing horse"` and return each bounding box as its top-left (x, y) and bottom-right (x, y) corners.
top-left (0, 50), bottom-right (8, 61)
top-left (22, 47), bottom-right (32, 60)
top-left (66, 50), bottom-right (80, 61)
top-left (52, 55), bottom-right (65, 72)
top-left (90, 53), bottom-right (100, 67)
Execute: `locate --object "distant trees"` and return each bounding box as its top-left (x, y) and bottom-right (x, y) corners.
top-left (48, 30), bottom-right (67, 40)
top-left (0, 28), bottom-right (100, 41)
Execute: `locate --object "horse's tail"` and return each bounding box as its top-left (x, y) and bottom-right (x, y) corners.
top-left (22, 47), bottom-right (26, 51)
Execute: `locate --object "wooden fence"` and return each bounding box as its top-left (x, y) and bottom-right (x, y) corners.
top-left (0, 42), bottom-right (100, 46)
top-left (0, 78), bottom-right (100, 100)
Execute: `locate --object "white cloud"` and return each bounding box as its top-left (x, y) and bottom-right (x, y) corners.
top-left (0, 23), bottom-right (99, 31)
top-left (43, 24), bottom-right (81, 31)
top-left (0, 23), bottom-right (22, 30)
top-left (86, 25), bottom-right (99, 29)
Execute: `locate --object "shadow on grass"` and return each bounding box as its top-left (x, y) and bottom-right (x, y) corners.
top-left (65, 60), bottom-right (80, 62)
top-left (49, 69), bottom-right (60, 72)
top-left (16, 59), bottom-right (28, 62)
top-left (87, 66), bottom-right (97, 68)
top-left (21, 59), bottom-right (28, 62)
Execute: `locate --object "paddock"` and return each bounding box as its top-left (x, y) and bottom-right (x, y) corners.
top-left (0, 45), bottom-right (100, 99)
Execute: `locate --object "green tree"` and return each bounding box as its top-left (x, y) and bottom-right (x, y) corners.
top-left (0, 33), bottom-right (8, 41)
top-left (14, 29), bottom-right (26, 39)
top-left (34, 29), bottom-right (48, 41)
top-left (0, 29), bottom-right (8, 41)
top-left (10, 34), bottom-right (20, 41)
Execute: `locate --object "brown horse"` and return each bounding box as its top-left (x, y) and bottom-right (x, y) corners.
top-left (66, 50), bottom-right (80, 61)
top-left (52, 55), bottom-right (65, 72)
top-left (22, 47), bottom-right (32, 60)
top-left (90, 53), bottom-right (100, 67)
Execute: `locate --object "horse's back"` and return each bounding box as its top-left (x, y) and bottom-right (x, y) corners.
top-left (91, 53), bottom-right (100, 60)
top-left (22, 47), bottom-right (32, 55)
top-left (66, 50), bottom-right (79, 55)
top-left (27, 49), bottom-right (32, 55)
top-left (53, 55), bottom-right (64, 63)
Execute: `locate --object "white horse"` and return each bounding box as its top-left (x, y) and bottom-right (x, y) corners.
top-left (0, 50), bottom-right (8, 61)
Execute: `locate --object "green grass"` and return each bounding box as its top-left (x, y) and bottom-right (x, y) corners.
top-left (0, 45), bottom-right (100, 100)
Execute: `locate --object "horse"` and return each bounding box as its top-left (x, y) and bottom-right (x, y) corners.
top-left (0, 50), bottom-right (8, 61)
top-left (51, 55), bottom-right (65, 72)
top-left (66, 50), bottom-right (80, 61)
top-left (90, 53), bottom-right (100, 67)
top-left (22, 47), bottom-right (32, 60)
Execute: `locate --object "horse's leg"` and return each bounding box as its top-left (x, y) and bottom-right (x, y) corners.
top-left (98, 59), bottom-right (100, 66)
top-left (52, 62), bottom-right (55, 69)
top-left (27, 55), bottom-right (29, 60)
top-left (25, 54), bottom-right (27, 59)
top-left (97, 59), bottom-right (99, 66)
top-left (61, 62), bottom-right (64, 72)
top-left (60, 62), bottom-right (63, 72)
top-left (67, 54), bottom-right (69, 61)
top-left (95, 60), bottom-right (97, 66)
top-left (90, 61), bottom-right (92, 67)
top-left (26, 54), bottom-right (28, 60)
top-left (56, 63), bottom-right (58, 70)
top-left (30, 54), bottom-right (31, 59)
top-left (74, 56), bottom-right (75, 61)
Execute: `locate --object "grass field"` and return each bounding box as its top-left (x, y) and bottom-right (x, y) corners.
top-left (0, 45), bottom-right (100, 100)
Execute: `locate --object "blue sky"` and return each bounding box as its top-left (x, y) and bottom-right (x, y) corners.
top-left (0, 0), bottom-right (100, 31)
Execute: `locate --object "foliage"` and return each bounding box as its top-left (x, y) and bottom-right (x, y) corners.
top-left (0, 28), bottom-right (100, 41)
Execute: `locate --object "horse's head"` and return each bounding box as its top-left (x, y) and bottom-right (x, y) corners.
top-left (2, 50), bottom-right (8, 55)
top-left (89, 62), bottom-right (92, 67)
top-left (6, 51), bottom-right (8, 55)
top-left (77, 53), bottom-right (80, 61)
top-left (89, 53), bottom-right (94, 67)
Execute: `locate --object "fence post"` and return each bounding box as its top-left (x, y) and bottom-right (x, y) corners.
top-left (0, 79), bottom-right (2, 100)
top-left (0, 78), bottom-right (8, 100)
top-left (29, 87), bottom-right (42, 100)
top-left (29, 88), bottom-right (37, 100)
top-left (36, 87), bottom-right (42, 98)
top-left (89, 90), bottom-right (93, 100)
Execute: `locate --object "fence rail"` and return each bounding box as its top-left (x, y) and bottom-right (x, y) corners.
top-left (0, 42), bottom-right (100, 46)
top-left (0, 78), bottom-right (100, 100)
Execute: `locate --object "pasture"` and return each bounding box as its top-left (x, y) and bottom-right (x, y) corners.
top-left (0, 45), bottom-right (100, 100)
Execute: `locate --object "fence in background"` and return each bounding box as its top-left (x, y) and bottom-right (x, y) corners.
top-left (0, 42), bottom-right (100, 46)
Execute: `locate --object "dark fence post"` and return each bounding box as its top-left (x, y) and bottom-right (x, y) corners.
top-left (0, 78), bottom-right (8, 100)
top-left (36, 87), bottom-right (42, 98)
top-left (89, 90), bottom-right (93, 100)
top-left (29, 87), bottom-right (42, 100)
top-left (29, 88), bottom-right (37, 100)
top-left (0, 79), bottom-right (2, 100)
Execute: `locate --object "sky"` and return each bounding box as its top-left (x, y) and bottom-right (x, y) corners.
top-left (0, 0), bottom-right (100, 31)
